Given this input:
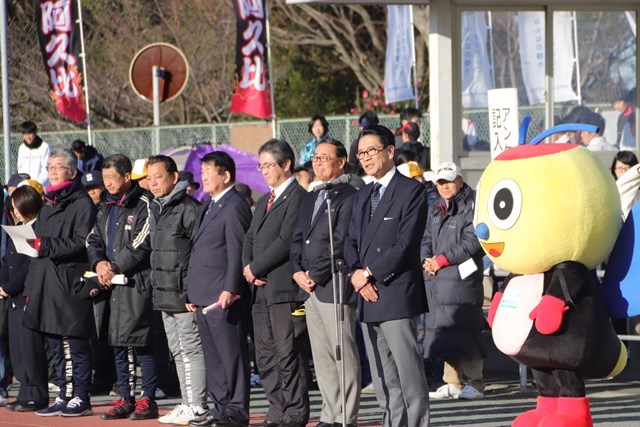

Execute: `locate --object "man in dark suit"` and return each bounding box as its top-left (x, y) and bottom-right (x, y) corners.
top-left (290, 139), bottom-right (360, 427)
top-left (242, 139), bottom-right (308, 427)
top-left (187, 152), bottom-right (252, 427)
top-left (345, 125), bottom-right (430, 427)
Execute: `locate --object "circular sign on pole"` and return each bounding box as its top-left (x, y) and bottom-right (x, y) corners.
top-left (129, 42), bottom-right (189, 103)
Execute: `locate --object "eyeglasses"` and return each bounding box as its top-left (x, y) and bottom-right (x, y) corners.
top-left (257, 162), bottom-right (278, 172)
top-left (311, 155), bottom-right (334, 163)
top-left (46, 165), bottom-right (69, 172)
top-left (356, 146), bottom-right (386, 160)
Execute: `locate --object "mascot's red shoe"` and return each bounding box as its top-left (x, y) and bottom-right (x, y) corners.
top-left (538, 397), bottom-right (593, 427)
top-left (512, 396), bottom-right (557, 427)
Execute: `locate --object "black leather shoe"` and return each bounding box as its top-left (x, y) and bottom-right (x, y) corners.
top-left (212, 420), bottom-right (248, 427)
top-left (261, 422), bottom-right (280, 427)
top-left (189, 415), bottom-right (217, 426)
top-left (316, 422), bottom-right (333, 427)
top-left (5, 401), bottom-right (17, 411)
top-left (190, 416), bottom-right (248, 427)
top-left (16, 401), bottom-right (48, 412)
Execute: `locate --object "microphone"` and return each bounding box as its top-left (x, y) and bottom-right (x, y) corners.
top-left (313, 174), bottom-right (351, 192)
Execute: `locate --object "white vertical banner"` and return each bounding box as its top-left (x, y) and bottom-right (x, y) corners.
top-left (518, 11), bottom-right (579, 105)
top-left (384, 6), bottom-right (415, 104)
top-left (461, 12), bottom-right (494, 108)
top-left (488, 88), bottom-right (519, 159)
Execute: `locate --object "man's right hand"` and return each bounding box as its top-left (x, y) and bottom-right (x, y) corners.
top-left (96, 260), bottom-right (115, 287)
top-left (293, 271), bottom-right (316, 294)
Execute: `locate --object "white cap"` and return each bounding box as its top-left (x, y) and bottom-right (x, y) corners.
top-left (434, 162), bottom-right (462, 182)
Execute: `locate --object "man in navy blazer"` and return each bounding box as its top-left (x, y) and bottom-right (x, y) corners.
top-left (242, 139), bottom-right (308, 427)
top-left (344, 125), bottom-right (430, 427)
top-left (186, 152), bottom-right (252, 427)
top-left (290, 139), bottom-right (360, 427)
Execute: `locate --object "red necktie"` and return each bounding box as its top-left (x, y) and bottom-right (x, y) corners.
top-left (266, 190), bottom-right (276, 213)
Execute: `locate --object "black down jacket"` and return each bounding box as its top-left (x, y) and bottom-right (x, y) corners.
top-left (149, 181), bottom-right (200, 312)
top-left (86, 182), bottom-right (154, 346)
top-left (23, 177), bottom-right (98, 338)
top-left (420, 183), bottom-right (487, 360)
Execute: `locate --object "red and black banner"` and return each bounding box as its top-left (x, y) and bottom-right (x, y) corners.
top-left (231, 0), bottom-right (273, 119)
top-left (35, 0), bottom-right (87, 123)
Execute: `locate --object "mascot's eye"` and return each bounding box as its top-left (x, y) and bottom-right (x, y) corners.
top-left (487, 179), bottom-right (522, 230)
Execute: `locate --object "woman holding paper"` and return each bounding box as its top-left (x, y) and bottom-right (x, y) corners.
top-left (420, 162), bottom-right (487, 401)
top-left (22, 148), bottom-right (98, 417)
top-left (0, 184), bottom-right (48, 411)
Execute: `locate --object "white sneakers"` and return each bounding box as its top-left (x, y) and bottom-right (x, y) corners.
top-left (158, 404), bottom-right (208, 425)
top-left (0, 395), bottom-right (8, 407)
top-left (429, 384), bottom-right (462, 399)
top-left (158, 404), bottom-right (188, 424)
top-left (429, 384), bottom-right (484, 400)
top-left (458, 385), bottom-right (484, 400)
top-left (361, 383), bottom-right (376, 394)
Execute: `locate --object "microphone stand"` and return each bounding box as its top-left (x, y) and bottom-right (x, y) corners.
top-left (326, 195), bottom-right (348, 427)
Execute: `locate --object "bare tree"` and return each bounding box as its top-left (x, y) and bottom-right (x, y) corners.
top-left (271, 2), bottom-right (429, 98)
top-left (6, 0), bottom-right (237, 129)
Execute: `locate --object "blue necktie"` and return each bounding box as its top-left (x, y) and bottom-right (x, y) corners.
top-left (311, 189), bottom-right (327, 223)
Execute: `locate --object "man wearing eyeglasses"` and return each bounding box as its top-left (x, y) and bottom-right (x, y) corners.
top-left (242, 139), bottom-right (308, 427)
top-left (345, 125), bottom-right (430, 427)
top-left (290, 140), bottom-right (360, 427)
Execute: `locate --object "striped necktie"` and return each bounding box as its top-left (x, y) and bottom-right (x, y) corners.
top-left (370, 182), bottom-right (382, 220)
top-left (266, 190), bottom-right (276, 213)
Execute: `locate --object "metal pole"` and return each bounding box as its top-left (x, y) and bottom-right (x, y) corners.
top-left (152, 65), bottom-right (161, 154)
top-left (264, 0), bottom-right (276, 138)
top-left (409, 6), bottom-right (419, 109)
top-left (76, 0), bottom-right (92, 145)
top-left (337, 259), bottom-right (347, 427)
top-left (487, 11), bottom-right (496, 88)
top-left (0, 0), bottom-right (10, 182)
top-left (326, 196), bottom-right (347, 426)
top-left (571, 11), bottom-right (582, 105)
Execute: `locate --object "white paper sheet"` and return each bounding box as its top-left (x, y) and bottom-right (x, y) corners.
top-left (1, 224), bottom-right (38, 257)
top-left (458, 258), bottom-right (479, 280)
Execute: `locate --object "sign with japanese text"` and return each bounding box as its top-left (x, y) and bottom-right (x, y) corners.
top-left (488, 88), bottom-right (519, 159)
top-left (35, 0), bottom-right (87, 123)
top-left (231, 0), bottom-right (273, 119)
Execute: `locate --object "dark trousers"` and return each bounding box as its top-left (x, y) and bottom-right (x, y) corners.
top-left (89, 335), bottom-right (115, 393)
top-left (47, 335), bottom-right (92, 401)
top-left (113, 345), bottom-right (157, 400)
top-left (8, 306), bottom-right (48, 405)
top-left (356, 321), bottom-right (372, 386)
top-left (196, 304), bottom-right (249, 423)
top-left (252, 290), bottom-right (309, 424)
top-left (532, 368), bottom-right (585, 397)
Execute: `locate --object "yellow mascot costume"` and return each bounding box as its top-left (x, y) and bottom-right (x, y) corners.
top-left (475, 122), bottom-right (627, 427)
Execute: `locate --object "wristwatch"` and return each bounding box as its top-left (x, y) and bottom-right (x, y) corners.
top-left (363, 267), bottom-right (372, 279)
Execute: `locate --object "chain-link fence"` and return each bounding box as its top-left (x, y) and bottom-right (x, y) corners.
top-left (0, 105), bottom-right (617, 181)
